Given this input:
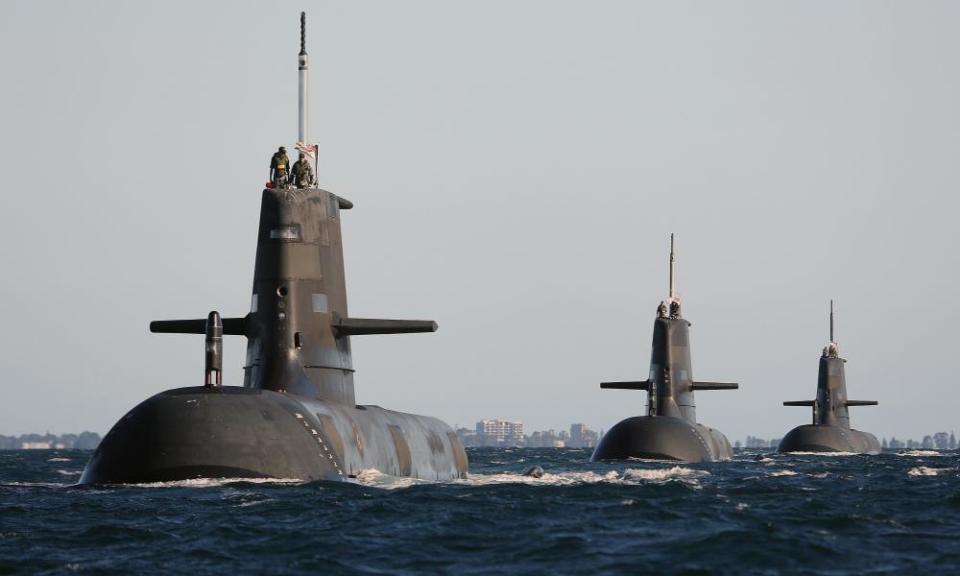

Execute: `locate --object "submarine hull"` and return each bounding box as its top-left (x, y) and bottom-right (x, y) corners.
top-left (591, 416), bottom-right (733, 463)
top-left (777, 424), bottom-right (880, 455)
top-left (80, 386), bottom-right (468, 484)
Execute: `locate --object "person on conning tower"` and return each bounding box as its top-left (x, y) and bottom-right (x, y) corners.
top-left (291, 152), bottom-right (314, 189)
top-left (669, 299), bottom-right (681, 319)
top-left (270, 146), bottom-right (290, 187)
top-left (657, 301), bottom-right (668, 319)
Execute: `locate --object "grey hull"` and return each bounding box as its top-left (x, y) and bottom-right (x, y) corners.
top-left (777, 424), bottom-right (880, 455)
top-left (81, 387), bottom-right (467, 484)
top-left (591, 416), bottom-right (733, 463)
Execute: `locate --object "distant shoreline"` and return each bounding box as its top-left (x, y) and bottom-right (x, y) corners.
top-left (0, 432), bottom-right (101, 450)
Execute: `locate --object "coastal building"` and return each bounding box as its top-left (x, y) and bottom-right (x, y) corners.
top-left (568, 424), bottom-right (599, 449)
top-left (454, 420), bottom-right (629, 449)
top-left (526, 430), bottom-right (566, 448)
top-left (476, 419), bottom-right (525, 446)
top-left (454, 427), bottom-right (479, 447)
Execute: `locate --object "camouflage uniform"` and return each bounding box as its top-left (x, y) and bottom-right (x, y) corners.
top-left (290, 155), bottom-right (314, 189)
top-left (657, 301), bottom-right (668, 318)
top-left (270, 148), bottom-right (290, 187)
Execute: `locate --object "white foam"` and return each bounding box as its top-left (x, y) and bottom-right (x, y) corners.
top-left (782, 451), bottom-right (857, 457)
top-left (1, 482), bottom-right (70, 488)
top-left (626, 457), bottom-right (687, 464)
top-left (352, 468), bottom-right (428, 490)
top-left (899, 450), bottom-right (942, 457)
top-left (123, 477), bottom-right (304, 488)
top-left (769, 469), bottom-right (798, 477)
top-left (458, 466), bottom-right (707, 488)
top-left (622, 466), bottom-right (710, 482)
top-left (456, 470), bottom-right (620, 487)
top-left (56, 469), bottom-right (80, 476)
top-left (351, 465), bottom-right (710, 490)
top-left (236, 498), bottom-right (276, 508)
top-left (907, 467), bottom-right (946, 477)
top-left (47, 457), bottom-right (71, 462)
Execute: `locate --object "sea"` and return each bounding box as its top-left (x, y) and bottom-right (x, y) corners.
top-left (1, 447), bottom-right (958, 575)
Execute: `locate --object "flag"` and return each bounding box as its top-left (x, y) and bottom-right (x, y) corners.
top-left (295, 142), bottom-right (317, 160)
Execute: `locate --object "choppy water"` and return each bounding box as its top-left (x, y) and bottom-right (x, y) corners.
top-left (1, 448), bottom-right (959, 574)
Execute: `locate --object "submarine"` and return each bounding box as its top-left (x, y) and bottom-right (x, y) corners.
top-left (592, 235), bottom-right (739, 463)
top-left (777, 301), bottom-right (880, 454)
top-left (81, 14), bottom-right (468, 484)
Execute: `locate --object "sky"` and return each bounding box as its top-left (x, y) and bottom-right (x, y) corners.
top-left (0, 1), bottom-right (958, 443)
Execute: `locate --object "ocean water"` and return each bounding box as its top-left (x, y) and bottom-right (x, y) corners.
top-left (1, 448), bottom-right (959, 575)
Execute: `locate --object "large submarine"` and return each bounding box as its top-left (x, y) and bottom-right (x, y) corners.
top-left (81, 14), bottom-right (468, 484)
top-left (592, 236), bottom-right (738, 463)
top-left (778, 302), bottom-right (880, 454)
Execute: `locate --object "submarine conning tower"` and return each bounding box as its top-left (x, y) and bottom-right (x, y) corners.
top-left (783, 301), bottom-right (878, 428)
top-left (149, 12), bottom-right (437, 403)
top-left (242, 187), bottom-right (436, 401)
top-left (246, 188), bottom-right (352, 402)
top-left (598, 234), bottom-right (739, 418)
top-left (151, 187), bottom-right (438, 402)
top-left (646, 314), bottom-right (697, 421)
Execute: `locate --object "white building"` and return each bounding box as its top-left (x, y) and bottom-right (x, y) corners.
top-left (476, 419), bottom-right (524, 446)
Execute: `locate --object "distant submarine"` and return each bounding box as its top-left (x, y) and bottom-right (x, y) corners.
top-left (778, 301), bottom-right (880, 454)
top-left (592, 235), bottom-right (738, 463)
top-left (81, 14), bottom-right (468, 484)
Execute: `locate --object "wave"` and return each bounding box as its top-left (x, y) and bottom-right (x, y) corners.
top-left (350, 466), bottom-right (711, 490)
top-left (782, 451), bottom-right (857, 457)
top-left (622, 466), bottom-right (710, 482)
top-left (907, 467), bottom-right (950, 477)
top-left (899, 450), bottom-right (943, 457)
top-left (118, 477), bottom-right (305, 489)
top-left (352, 468), bottom-right (429, 489)
top-left (0, 481), bottom-right (71, 488)
top-left (236, 498), bottom-right (277, 508)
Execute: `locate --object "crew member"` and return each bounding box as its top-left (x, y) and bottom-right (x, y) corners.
top-left (669, 300), bottom-right (681, 319)
top-left (270, 146), bottom-right (290, 187)
top-left (290, 152), bottom-right (314, 189)
top-left (657, 301), bottom-right (668, 318)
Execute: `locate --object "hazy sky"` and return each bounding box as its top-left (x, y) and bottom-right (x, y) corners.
top-left (1, 1), bottom-right (958, 443)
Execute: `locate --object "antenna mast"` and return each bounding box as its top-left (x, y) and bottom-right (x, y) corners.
top-left (669, 233), bottom-right (677, 302)
top-left (298, 12), bottom-right (309, 147)
top-left (830, 299), bottom-right (835, 343)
